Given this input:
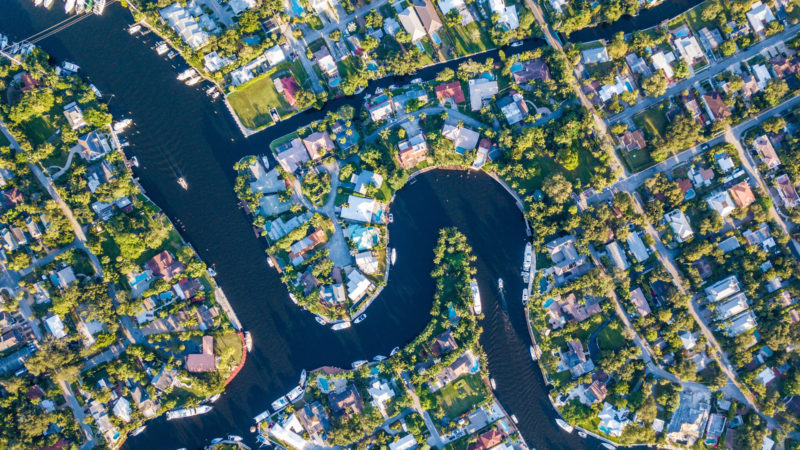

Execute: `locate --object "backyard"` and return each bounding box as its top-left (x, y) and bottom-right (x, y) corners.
top-left (596, 319), bottom-right (627, 352)
top-left (434, 373), bottom-right (488, 419)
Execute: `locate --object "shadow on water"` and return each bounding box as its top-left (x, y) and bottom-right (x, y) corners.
top-left (0, 2), bottom-right (677, 449)
top-left (565, 0), bottom-right (705, 42)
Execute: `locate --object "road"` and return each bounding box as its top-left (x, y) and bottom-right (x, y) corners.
top-left (58, 379), bottom-right (96, 449)
top-left (609, 22), bottom-right (800, 124)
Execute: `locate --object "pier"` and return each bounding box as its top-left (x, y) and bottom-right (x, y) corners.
top-left (215, 287), bottom-right (242, 331)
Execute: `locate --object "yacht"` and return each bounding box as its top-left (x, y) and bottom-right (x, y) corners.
top-left (35, 0), bottom-right (44, 7)
top-left (390, 346), bottom-right (400, 356)
top-left (271, 396), bottom-right (289, 412)
top-left (387, 213), bottom-right (394, 223)
top-left (75, 0), bottom-right (85, 13)
top-left (166, 405), bottom-right (212, 420)
top-left (113, 119), bottom-right (132, 133)
top-left (331, 321), bottom-right (351, 331)
top-left (61, 61), bottom-right (79, 73)
top-left (64, 0), bottom-right (75, 13)
top-left (245, 331), bottom-right (253, 352)
top-left (601, 444), bottom-right (616, 449)
top-left (497, 278), bottom-right (503, 291)
top-left (511, 415), bottom-right (518, 424)
top-left (353, 313), bottom-right (367, 324)
top-left (92, 0), bottom-right (105, 14)
top-left (177, 68), bottom-right (196, 81)
top-left (210, 438), bottom-right (223, 444)
top-left (490, 378), bottom-right (496, 389)
top-left (391, 248), bottom-right (396, 265)
top-left (521, 288), bottom-right (529, 306)
top-left (211, 91), bottom-right (220, 99)
top-left (351, 360), bottom-right (367, 369)
top-left (286, 386), bottom-right (304, 402)
top-left (155, 42), bottom-right (169, 55)
top-left (253, 410), bottom-right (270, 423)
top-left (177, 177), bottom-right (188, 190)
top-left (128, 24), bottom-right (142, 34)
top-left (228, 435), bottom-right (243, 442)
top-left (130, 425), bottom-right (146, 436)
top-left (470, 279), bottom-right (482, 315)
top-left (522, 242), bottom-right (532, 272)
top-left (299, 369), bottom-right (307, 386)
top-left (373, 355), bottom-right (386, 361)
top-left (89, 84), bottom-right (102, 98)
top-left (44, 0), bottom-right (55, 7)
top-left (530, 345), bottom-right (537, 361)
top-left (186, 75), bottom-right (202, 86)
top-left (314, 315), bottom-right (326, 325)
top-left (130, 156), bottom-right (139, 167)
top-left (555, 418), bottom-right (574, 433)
top-left (206, 393), bottom-right (221, 404)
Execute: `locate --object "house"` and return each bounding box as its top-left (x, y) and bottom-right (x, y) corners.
top-left (366, 95), bottom-right (393, 122)
top-left (203, 51), bottom-right (233, 73)
top-left (717, 236), bottom-right (741, 253)
top-left (274, 76), bottom-right (299, 108)
top-left (626, 231), bottom-right (649, 263)
top-left (367, 379), bottom-right (395, 413)
top-left (113, 397), bottom-right (132, 423)
top-left (679, 331), bottom-right (697, 350)
top-left (160, 3), bottom-right (209, 49)
top-left (74, 131), bottom-right (112, 161)
top-left (435, 81), bottom-right (466, 105)
top-left (753, 135), bottom-right (781, 169)
top-left (351, 171), bottom-right (384, 195)
top-left (442, 123), bottom-right (480, 152)
top-left (53, 266), bottom-right (77, 289)
top-left (728, 181), bottom-right (755, 209)
top-left (313, 47), bottom-right (339, 79)
top-left (606, 241), bottom-right (629, 270)
top-left (302, 132), bottom-right (334, 160)
top-left (355, 251), bottom-right (379, 274)
top-left (86, 160), bottom-right (116, 193)
top-left (666, 391), bottom-right (710, 446)
top-left (249, 163), bottom-right (286, 194)
top-left (431, 330), bottom-right (459, 356)
top-left (714, 292), bottom-right (749, 321)
top-left (620, 129), bottom-right (646, 151)
top-left (260, 194), bottom-right (291, 217)
top-left (473, 138), bottom-right (491, 168)
top-left (625, 53), bottom-right (651, 76)
top-left (145, 251), bottom-right (185, 281)
top-left (775, 174), bottom-right (800, 207)
top-left (63, 102), bottom-right (87, 130)
top-left (341, 195), bottom-right (385, 223)
top-left (297, 402), bottom-right (331, 443)
top-left (345, 267), bottom-right (373, 302)
top-left (740, 74), bottom-right (761, 98)
top-left (771, 55), bottom-right (800, 78)
top-left (175, 278), bottom-right (203, 300)
top-left (697, 27), bottom-right (723, 52)
top-left (705, 275), bottom-right (740, 302)
top-left (398, 7), bottom-right (427, 43)
top-left (19, 73), bottom-right (39, 93)
top-left (597, 402), bottom-right (630, 437)
top-left (411, 0), bottom-right (442, 37)
top-left (715, 151), bottom-right (735, 172)
top-left (598, 75), bottom-right (632, 103)
top-left (560, 339), bottom-right (594, 377)
top-left (289, 229), bottom-right (326, 265)
top-left (549, 0), bottom-right (568, 13)
top-left (389, 435), bottom-right (417, 450)
top-left (185, 335), bottom-right (216, 372)
top-left (630, 287), bottom-right (651, 316)
top-left (725, 311), bottom-right (757, 336)
top-left (665, 209), bottom-right (693, 242)
top-left (652, 51), bottom-right (676, 78)
top-left (706, 190), bottom-right (736, 217)
top-left (468, 78), bottom-right (499, 111)
top-left (688, 165), bottom-right (715, 187)
top-left (743, 224), bottom-right (776, 250)
top-left (753, 64), bottom-right (772, 88)
top-left (581, 46), bottom-right (610, 64)
top-left (329, 384), bottom-right (364, 417)
top-left (746, 1), bottom-right (776, 34)
top-left (756, 366), bottom-right (777, 386)
top-left (673, 35), bottom-right (705, 65)
top-left (275, 138), bottom-right (311, 173)
top-left (44, 314), bottom-right (67, 339)
top-left (545, 235), bottom-right (591, 284)
top-left (397, 133), bottom-right (429, 168)
top-left (701, 92), bottom-right (731, 121)
top-left (438, 0), bottom-right (473, 24)
top-left (468, 429), bottom-right (505, 450)
top-left (511, 59), bottom-right (551, 86)
top-left (487, 0), bottom-right (519, 30)
top-left (497, 91), bottom-right (529, 125)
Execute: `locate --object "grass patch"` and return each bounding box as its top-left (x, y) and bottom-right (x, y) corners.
top-left (633, 104), bottom-right (668, 139)
top-left (516, 144), bottom-right (603, 194)
top-left (684, 6), bottom-right (716, 33)
top-left (597, 320), bottom-right (626, 351)
top-left (21, 116), bottom-right (56, 146)
top-left (434, 373), bottom-right (488, 419)
top-left (620, 147), bottom-right (654, 173)
top-left (270, 131), bottom-right (300, 152)
top-left (228, 74), bottom-right (293, 129)
top-left (215, 331), bottom-right (243, 372)
top-left (337, 56), bottom-right (363, 80)
top-left (445, 22), bottom-right (494, 56)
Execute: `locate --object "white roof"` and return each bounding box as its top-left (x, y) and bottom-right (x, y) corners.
top-left (549, 0), bottom-right (568, 13)
top-left (45, 314), bottom-right (67, 339)
top-left (714, 292), bottom-right (749, 321)
top-left (442, 123), bottom-right (480, 151)
top-left (581, 46), bottom-right (610, 64)
top-left (203, 51), bottom-right (233, 73)
top-left (228, 0), bottom-right (256, 14)
top-left (753, 64), bottom-right (772, 88)
top-left (355, 251), bottom-right (380, 274)
top-left (626, 231), bottom-right (649, 263)
top-left (346, 267), bottom-right (373, 301)
top-left (113, 397), bottom-right (132, 422)
top-left (265, 45), bottom-right (287, 66)
top-left (705, 275), bottom-right (740, 302)
top-left (746, 1), bottom-right (776, 33)
top-left (674, 36), bottom-right (704, 63)
top-left (606, 241), bottom-right (629, 270)
top-left (389, 434), bottom-right (417, 450)
top-left (665, 209), bottom-right (693, 242)
top-left (398, 7), bottom-right (427, 43)
top-left (726, 311), bottom-right (757, 336)
top-left (341, 195), bottom-right (381, 223)
top-left (367, 379), bottom-right (395, 405)
top-left (467, 78), bottom-right (498, 111)
top-left (160, 3), bottom-right (209, 49)
top-left (651, 51), bottom-right (675, 78)
top-left (599, 75), bottom-right (631, 103)
top-left (706, 190), bottom-right (736, 217)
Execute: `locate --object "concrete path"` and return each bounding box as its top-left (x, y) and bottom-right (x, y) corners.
top-left (50, 147), bottom-right (80, 180)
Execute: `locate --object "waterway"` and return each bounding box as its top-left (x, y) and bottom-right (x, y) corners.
top-left (566, 0), bottom-right (705, 42)
top-left (0, 2), bottom-right (686, 449)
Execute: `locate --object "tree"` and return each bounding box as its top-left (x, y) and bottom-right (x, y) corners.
top-left (542, 173), bottom-right (572, 204)
top-left (673, 60), bottom-right (690, 80)
top-left (361, 36), bottom-right (379, 52)
top-left (763, 116), bottom-right (786, 134)
top-left (701, 0), bottom-right (723, 22)
top-left (436, 67), bottom-right (455, 82)
top-left (365, 10), bottom-right (383, 29)
top-left (762, 79), bottom-right (789, 106)
top-left (606, 32), bottom-right (628, 61)
top-left (720, 40), bottom-right (737, 57)
top-left (395, 30), bottom-right (411, 44)
top-left (329, 29), bottom-right (342, 41)
top-left (641, 72), bottom-right (668, 97)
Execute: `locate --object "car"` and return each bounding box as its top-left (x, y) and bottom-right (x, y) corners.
top-left (701, 143), bottom-right (709, 151)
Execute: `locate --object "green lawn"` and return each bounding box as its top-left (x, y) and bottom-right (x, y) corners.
top-left (435, 373), bottom-right (488, 419)
top-left (597, 321), bottom-right (627, 352)
top-left (228, 74), bottom-right (293, 129)
top-left (445, 22), bottom-right (495, 56)
top-left (21, 116), bottom-right (56, 146)
top-left (337, 56), bottom-right (362, 80)
top-left (684, 6), bottom-right (716, 34)
top-left (270, 131), bottom-right (299, 152)
top-left (620, 147), bottom-right (653, 173)
top-left (516, 144), bottom-right (603, 195)
top-left (633, 104), bottom-right (668, 139)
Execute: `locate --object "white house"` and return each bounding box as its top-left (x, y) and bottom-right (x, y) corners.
top-left (665, 209), bottom-right (693, 242)
top-left (113, 397), bottom-right (133, 423)
top-left (706, 190), bottom-right (736, 217)
top-left (340, 195), bottom-right (384, 223)
top-left (45, 314), bottom-right (67, 339)
top-left (160, 3), bottom-right (209, 49)
top-left (389, 435), bottom-right (417, 450)
top-left (651, 51), bottom-right (676, 79)
top-left (626, 231), bottom-right (649, 263)
top-left (714, 292), bottom-right (749, 321)
top-left (673, 36), bottom-right (705, 65)
top-left (345, 267), bottom-right (373, 302)
top-left (705, 275), bottom-right (740, 302)
top-left (746, 1), bottom-right (776, 34)
top-left (606, 241), bottom-right (629, 270)
top-left (468, 78), bottom-right (499, 111)
top-left (398, 7), bottom-right (427, 43)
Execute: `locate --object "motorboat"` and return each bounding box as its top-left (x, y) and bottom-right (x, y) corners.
top-left (391, 248), bottom-right (396, 265)
top-left (64, 0), bottom-right (76, 13)
top-left (331, 321), bottom-right (351, 331)
top-left (89, 84), bottom-right (102, 98)
top-left (206, 393), bottom-right (221, 404)
top-left (253, 410), bottom-right (270, 423)
top-left (555, 418), bottom-right (574, 433)
top-left (490, 378), bottom-right (496, 389)
top-left (601, 444), bottom-right (616, 449)
top-left (521, 288), bottom-right (529, 306)
top-left (167, 405), bottom-right (212, 420)
top-left (470, 279), bottom-right (481, 315)
top-left (286, 386), bottom-right (304, 402)
top-left (210, 438), bottom-right (223, 444)
top-left (245, 331), bottom-right (253, 352)
top-left (130, 425), bottom-right (146, 436)
top-left (498, 278), bottom-right (503, 291)
top-left (177, 177), bottom-right (188, 190)
top-left (314, 315), bottom-right (326, 325)
top-left (390, 346), bottom-right (400, 356)
top-left (511, 415), bottom-right (518, 424)
top-left (228, 435), bottom-right (243, 442)
top-left (93, 0), bottom-right (106, 14)
top-left (130, 156), bottom-right (139, 167)
top-left (522, 242), bottom-right (532, 271)
top-left (44, 0), bottom-right (55, 8)
top-left (113, 119), bottom-right (132, 133)
top-left (510, 40), bottom-right (523, 47)
top-left (577, 431), bottom-right (587, 438)
top-left (35, 0), bottom-right (44, 7)
top-left (353, 313), bottom-right (367, 324)
top-left (178, 68), bottom-right (196, 81)
top-left (373, 355), bottom-right (386, 361)
top-left (299, 369), bottom-right (307, 386)
top-left (61, 61), bottom-right (79, 73)
top-left (351, 360), bottom-right (367, 369)
top-left (128, 24), bottom-right (142, 34)
top-left (387, 213), bottom-right (394, 223)
top-left (155, 42), bottom-right (169, 55)
top-left (271, 396), bottom-right (289, 411)
top-left (75, 0), bottom-right (85, 13)
top-left (530, 345), bottom-right (537, 361)
top-left (186, 75), bottom-right (202, 86)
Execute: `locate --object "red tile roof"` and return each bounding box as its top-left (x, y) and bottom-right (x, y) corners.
top-left (435, 81), bottom-right (465, 103)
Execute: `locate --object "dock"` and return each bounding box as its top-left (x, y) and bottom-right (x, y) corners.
top-left (215, 287), bottom-right (242, 331)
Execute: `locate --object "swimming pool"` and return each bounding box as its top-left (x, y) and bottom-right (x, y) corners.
top-left (289, 0), bottom-right (304, 16)
top-left (509, 63), bottom-right (522, 73)
top-left (415, 41), bottom-right (425, 52)
top-left (431, 32), bottom-right (442, 45)
top-left (542, 298), bottom-right (554, 308)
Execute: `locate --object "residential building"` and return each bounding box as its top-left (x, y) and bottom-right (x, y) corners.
top-left (606, 240), bottom-right (629, 270)
top-left (63, 102), bottom-right (86, 130)
top-left (729, 181), bottom-right (755, 209)
top-left (706, 190), bottom-right (736, 217)
top-left (411, 0), bottom-right (442, 37)
top-left (398, 7), bottom-right (427, 43)
top-left (366, 95), bottom-right (393, 122)
top-left (438, 0), bottom-right (473, 24)
top-left (397, 132), bottom-right (429, 168)
top-left (355, 251), bottom-right (379, 275)
top-left (53, 266), bottom-right (76, 289)
top-left (581, 46), bottom-right (610, 64)
top-left (626, 231), bottom-right (649, 263)
top-left (704, 275), bottom-right (740, 302)
top-left (754, 134), bottom-right (781, 169)
top-left (725, 311), bottom-right (757, 336)
top-left (468, 78), bottom-right (499, 111)
top-left (185, 335), bottom-right (216, 372)
top-left (329, 384), bottom-right (364, 417)
top-left (701, 92), bottom-right (731, 121)
top-left (549, 0), bottom-right (568, 13)
top-left (341, 195), bottom-right (385, 223)
top-left (620, 129), bottom-right (646, 151)
top-left (512, 59), bottom-right (551, 86)
top-left (714, 292), bottom-right (749, 321)
top-left (545, 235), bottom-right (591, 284)
top-left (74, 131), bottom-right (112, 161)
top-left (597, 75), bottom-right (632, 102)
top-left (625, 53), bottom-right (651, 76)
top-left (497, 91), bottom-right (529, 125)
top-left (345, 267), bottom-right (373, 302)
top-left (442, 123), bottom-right (480, 152)
top-left (746, 1), bottom-right (777, 34)
top-left (630, 287), bottom-right (651, 316)
top-left (275, 138), bottom-right (310, 173)
top-left (160, 3), bottom-right (209, 49)
top-left (597, 402), bottom-right (630, 437)
top-left (487, 0), bottom-right (519, 29)
top-left (435, 81), bottom-right (466, 105)
top-left (297, 402), bottom-right (331, 444)
top-left (652, 51), bottom-right (676, 78)
top-left (274, 76), bottom-right (299, 108)
top-left (113, 397), bottom-right (132, 423)
top-left (351, 171), bottom-right (384, 195)
top-left (743, 224), bottom-right (776, 250)
top-left (776, 174), bottom-right (800, 207)
top-left (203, 51), bottom-right (233, 73)
top-left (666, 391), bottom-right (710, 446)
top-left (753, 63), bottom-right (772, 88)
top-left (302, 132), bottom-right (334, 160)
top-left (673, 35), bottom-right (705, 64)
top-left (665, 209), bottom-right (693, 242)
top-left (44, 314), bottom-right (67, 339)
top-left (260, 194), bottom-right (291, 217)
top-left (431, 330), bottom-right (459, 356)
top-left (697, 27), bottom-right (723, 52)
top-left (389, 435), bottom-right (417, 450)
top-left (313, 47), bottom-right (339, 79)
top-left (367, 379), bottom-right (395, 413)
top-left (558, 338), bottom-right (591, 375)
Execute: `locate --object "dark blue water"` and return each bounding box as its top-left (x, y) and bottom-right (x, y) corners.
top-left (0, 1), bottom-right (685, 448)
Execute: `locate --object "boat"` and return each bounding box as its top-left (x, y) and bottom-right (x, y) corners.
top-left (35, 0), bottom-right (44, 7)
top-left (128, 24), bottom-right (142, 34)
top-left (353, 313), bottom-right (367, 324)
top-left (186, 75), bottom-right (202, 86)
top-left (210, 438), bottom-right (223, 445)
top-left (211, 91), bottom-right (220, 99)
top-left (521, 288), bottom-right (529, 306)
top-left (166, 405), bottom-right (212, 420)
top-left (469, 279), bottom-right (482, 314)
top-left (373, 355), bottom-right (386, 361)
top-left (245, 331), bottom-right (253, 352)
top-left (314, 315), bottom-right (326, 325)
top-left (253, 410), bottom-right (270, 423)
top-left (299, 369), bottom-right (307, 387)
top-left (601, 444), bottom-right (616, 449)
top-left (155, 42), bottom-right (169, 55)
top-left (44, 0), bottom-right (55, 7)
top-left (390, 346), bottom-right (400, 356)
top-left (177, 68), bottom-right (196, 81)
top-left (92, 0), bottom-right (105, 14)
top-left (207, 266), bottom-right (216, 276)
top-left (130, 425), bottom-right (146, 436)
top-left (490, 378), bottom-right (496, 389)
top-left (530, 345), bottom-right (537, 361)
top-left (288, 293), bottom-right (298, 304)
top-left (555, 418), bottom-right (574, 433)
top-left (206, 86), bottom-right (217, 96)
top-left (168, 51), bottom-right (176, 59)
top-left (267, 257), bottom-right (274, 268)
top-left (177, 177), bottom-right (188, 190)
top-left (577, 431), bottom-right (587, 438)
top-left (61, 61), bottom-right (79, 73)
top-left (391, 248), bottom-right (396, 265)
top-left (271, 396), bottom-right (289, 411)
top-left (331, 321), bottom-right (351, 331)
top-left (113, 119), bottom-right (132, 133)
top-left (206, 393), bottom-right (221, 404)
top-left (510, 40), bottom-right (523, 47)
top-left (89, 84), bottom-right (102, 98)
top-left (387, 213), bottom-right (394, 223)
top-left (498, 278), bottom-right (503, 291)
top-left (351, 360), bottom-right (368, 369)
top-left (64, 0), bottom-right (76, 13)
top-left (75, 0), bottom-right (85, 13)
top-left (130, 156), bottom-right (139, 167)
top-left (286, 386), bottom-right (304, 402)
top-left (511, 415), bottom-right (518, 424)
top-left (522, 242), bottom-right (532, 271)
top-left (228, 435), bottom-right (243, 442)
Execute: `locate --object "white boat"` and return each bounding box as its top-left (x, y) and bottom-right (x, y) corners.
top-left (470, 279), bottom-right (482, 315)
top-left (130, 425), bottom-right (146, 436)
top-left (155, 42), bottom-right (169, 55)
top-left (75, 0), bottom-right (85, 13)
top-left (299, 369), bottom-right (307, 387)
top-left (521, 288), bottom-right (529, 306)
top-left (64, 0), bottom-right (76, 13)
top-left (61, 61), bottom-right (79, 73)
top-left (177, 177), bottom-right (188, 190)
top-left (267, 257), bottom-right (275, 268)
top-left (288, 293), bottom-right (298, 304)
top-left (351, 360), bottom-right (368, 369)
top-left (245, 331), bottom-right (253, 352)
top-left (391, 248), bottom-right (396, 265)
top-left (577, 431), bottom-right (587, 438)
top-left (44, 0), bottom-right (55, 8)
top-left (331, 321), bottom-right (351, 331)
top-left (286, 386), bottom-right (304, 402)
top-left (314, 315), bottom-right (326, 325)
top-left (128, 24), bottom-right (142, 34)
top-left (530, 345), bottom-right (537, 361)
top-left (390, 346), bottom-right (400, 356)
top-left (113, 119), bottom-right (132, 133)
top-left (353, 313), bottom-right (366, 324)
top-left (211, 438), bottom-right (223, 444)
top-left (186, 76), bottom-right (202, 86)
top-left (228, 435), bottom-right (243, 442)
top-left (498, 278), bottom-right (503, 291)
top-left (206, 393), bottom-right (221, 403)
top-left (490, 378), bottom-right (496, 389)
top-left (555, 418), bottom-right (574, 433)
top-left (522, 242), bottom-right (532, 272)
top-left (35, 0), bottom-right (44, 7)
top-left (93, 0), bottom-right (106, 14)
top-left (89, 84), bottom-right (102, 98)
top-left (130, 156), bottom-right (139, 167)
top-left (373, 355), bottom-right (386, 361)
top-left (177, 68), bottom-right (196, 81)
top-left (253, 410), bottom-right (270, 423)
top-left (271, 396), bottom-right (289, 411)
top-left (511, 414), bottom-right (518, 424)
top-left (601, 444), bottom-right (616, 449)
top-left (206, 86), bottom-right (217, 96)
top-left (211, 91), bottom-right (220, 99)
top-left (166, 405), bottom-right (212, 420)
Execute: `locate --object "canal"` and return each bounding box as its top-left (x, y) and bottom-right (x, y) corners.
top-left (0, 1), bottom-right (699, 448)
